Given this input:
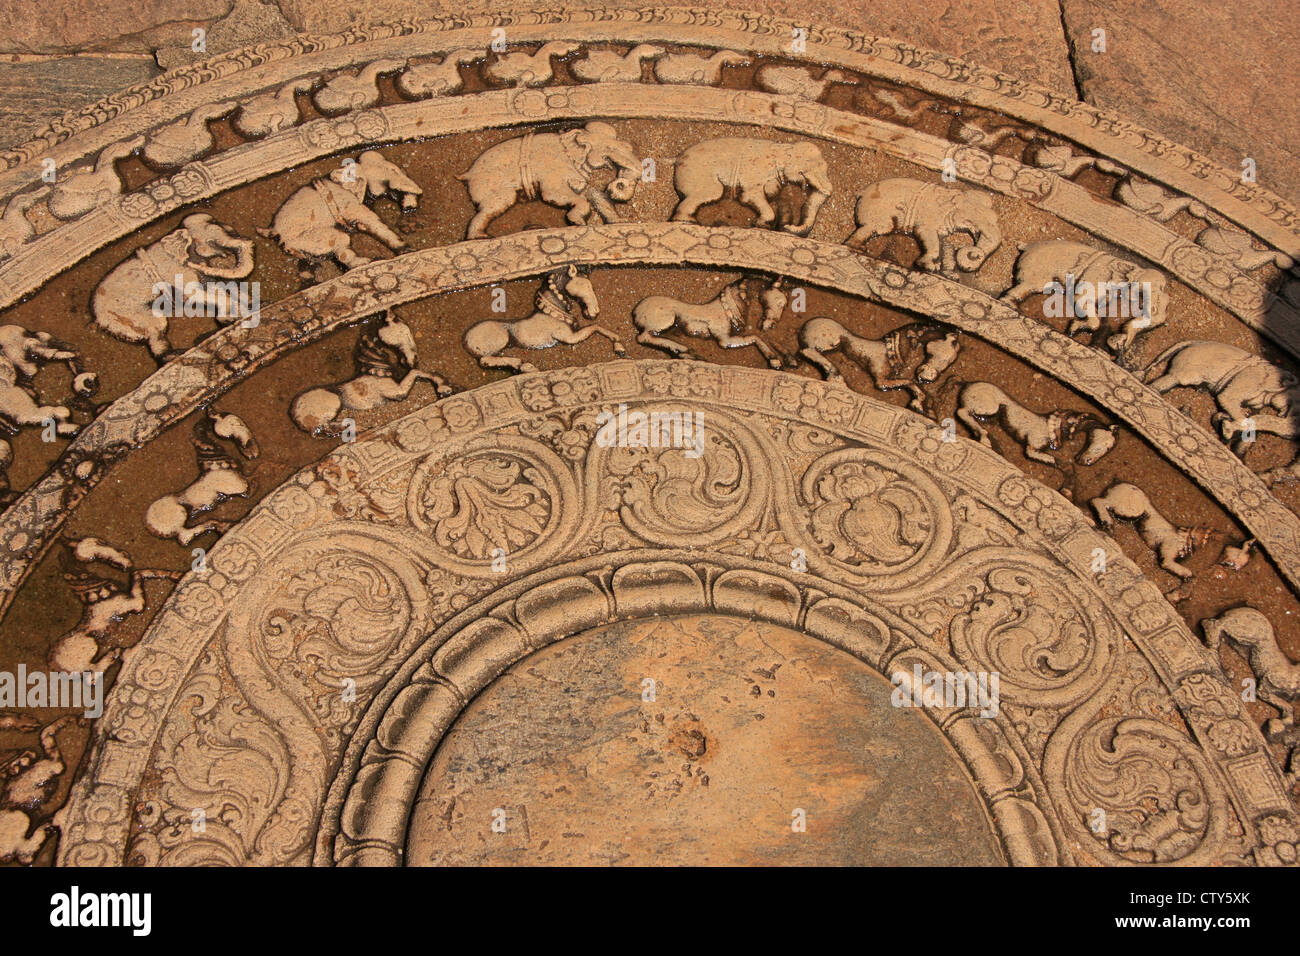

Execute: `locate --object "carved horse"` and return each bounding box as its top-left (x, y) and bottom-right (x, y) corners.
top-left (145, 410), bottom-right (258, 546)
top-left (797, 318), bottom-right (959, 410)
top-left (956, 382), bottom-right (1105, 466)
top-left (47, 537), bottom-right (178, 678)
top-left (1090, 482), bottom-right (1209, 580)
top-left (1202, 606), bottom-right (1300, 734)
top-left (463, 266), bottom-right (624, 373)
top-left (632, 279), bottom-right (788, 367)
top-left (291, 311), bottom-right (452, 434)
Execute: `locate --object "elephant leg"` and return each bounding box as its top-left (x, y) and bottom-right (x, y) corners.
top-left (1066, 303), bottom-right (1100, 337)
top-left (914, 228), bottom-right (944, 271)
top-left (564, 194), bottom-right (594, 226)
top-left (535, 178), bottom-right (592, 226)
top-left (331, 234), bottom-right (372, 270)
top-left (1248, 412), bottom-right (1300, 440)
top-left (940, 242), bottom-right (958, 274)
top-left (671, 180), bottom-right (726, 224)
top-left (845, 224), bottom-right (883, 248)
top-left (737, 184), bottom-right (777, 228)
top-left (1001, 281), bottom-right (1037, 305)
top-left (1145, 373), bottom-right (1181, 394)
top-left (349, 207), bottom-right (406, 251)
top-left (146, 326), bottom-right (175, 363)
top-left (800, 347), bottom-right (842, 381)
top-left (466, 190), bottom-right (517, 239)
top-left (1215, 393), bottom-right (1251, 428)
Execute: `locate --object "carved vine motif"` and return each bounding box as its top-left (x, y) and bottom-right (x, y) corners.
top-left (417, 455), bottom-right (551, 560)
top-left (1063, 718), bottom-right (1216, 864)
top-left (805, 460), bottom-right (933, 570)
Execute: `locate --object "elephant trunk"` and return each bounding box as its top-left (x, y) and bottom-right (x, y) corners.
top-left (957, 223), bottom-right (1001, 271)
top-left (602, 142), bottom-right (642, 202)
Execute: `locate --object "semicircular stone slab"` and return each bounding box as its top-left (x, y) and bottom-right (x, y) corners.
top-left (56, 363), bottom-right (1296, 867)
top-left (4, 9), bottom-right (1300, 871)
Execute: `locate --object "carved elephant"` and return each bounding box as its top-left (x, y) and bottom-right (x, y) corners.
top-left (1002, 240), bottom-right (1168, 355)
top-left (847, 178), bottom-right (1001, 272)
top-left (671, 137), bottom-right (832, 235)
top-left (1143, 340), bottom-right (1300, 444)
top-left (260, 150), bottom-right (422, 276)
top-left (458, 122), bottom-right (641, 239)
top-left (92, 213), bottom-right (255, 361)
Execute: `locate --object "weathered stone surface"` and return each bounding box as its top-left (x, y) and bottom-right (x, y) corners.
top-left (0, 56), bottom-right (158, 149)
top-left (1061, 0), bottom-right (1300, 206)
top-left (407, 615), bottom-right (1004, 866)
top-left (154, 0), bottom-right (297, 71)
top-left (276, 0), bottom-right (1078, 92)
top-left (0, 0), bottom-right (229, 55)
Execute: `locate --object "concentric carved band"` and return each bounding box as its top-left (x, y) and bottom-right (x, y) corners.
top-left (2, 7), bottom-right (1295, 257)
top-left (55, 362), bottom-right (1292, 867)
top-left (1, 85), bottom-right (1291, 359)
top-left (3, 225), bottom-right (1296, 621)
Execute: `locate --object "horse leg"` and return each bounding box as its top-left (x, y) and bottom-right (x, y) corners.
top-left (388, 370), bottom-right (448, 399)
top-left (800, 347), bottom-right (842, 381)
top-left (1157, 543), bottom-right (1195, 579)
top-left (554, 326), bottom-right (626, 356)
top-left (349, 206), bottom-right (406, 251)
top-left (870, 363), bottom-right (926, 410)
top-left (636, 329), bottom-right (692, 358)
top-left (411, 370), bottom-right (454, 397)
top-left (1024, 442), bottom-right (1059, 466)
top-left (477, 352), bottom-right (530, 373)
top-left (715, 333), bottom-right (783, 369)
top-left (956, 407), bottom-right (991, 446)
top-left (1260, 688), bottom-right (1297, 728)
top-left (176, 519), bottom-right (231, 547)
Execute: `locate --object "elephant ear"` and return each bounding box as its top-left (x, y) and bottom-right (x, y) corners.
top-left (157, 228), bottom-right (196, 265)
top-left (562, 127), bottom-right (588, 151)
top-left (558, 128), bottom-right (591, 168)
